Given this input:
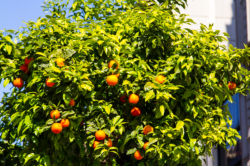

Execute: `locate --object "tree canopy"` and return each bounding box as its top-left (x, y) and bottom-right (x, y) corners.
top-left (0, 0), bottom-right (249, 165)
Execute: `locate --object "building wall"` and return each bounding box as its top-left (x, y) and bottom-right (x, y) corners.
top-left (180, 0), bottom-right (236, 47)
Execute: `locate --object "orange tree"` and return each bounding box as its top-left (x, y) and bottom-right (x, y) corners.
top-left (0, 0), bottom-right (250, 165)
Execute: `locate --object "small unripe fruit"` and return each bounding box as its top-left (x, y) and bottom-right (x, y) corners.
top-left (155, 75), bottom-right (166, 84)
top-left (20, 64), bottom-right (29, 73)
top-left (61, 118), bottom-right (70, 128)
top-left (46, 78), bottom-right (55, 87)
top-left (51, 123), bottom-right (63, 134)
top-left (107, 139), bottom-right (112, 147)
top-left (13, 78), bottom-right (24, 88)
top-left (143, 125), bottom-right (154, 135)
top-left (24, 57), bottom-right (33, 65)
top-left (120, 95), bottom-right (126, 103)
top-left (131, 107), bottom-right (141, 117)
top-left (93, 140), bottom-right (100, 149)
top-left (95, 130), bottom-right (106, 141)
top-left (128, 94), bottom-right (139, 104)
top-left (106, 75), bottom-right (118, 86)
top-left (134, 150), bottom-right (143, 160)
top-left (143, 142), bottom-right (149, 150)
top-left (56, 58), bottom-right (65, 67)
top-left (228, 81), bottom-right (236, 90)
top-left (108, 60), bottom-right (119, 69)
top-left (69, 99), bottom-right (75, 106)
top-left (50, 110), bottom-right (60, 119)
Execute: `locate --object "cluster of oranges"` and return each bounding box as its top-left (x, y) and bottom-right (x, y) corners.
top-left (93, 130), bottom-right (112, 149)
top-left (13, 57), bottom-right (75, 134)
top-left (13, 57), bottom-right (34, 88)
top-left (50, 109), bottom-right (70, 134)
top-left (105, 60), bottom-right (163, 160)
top-left (11, 57), bottom-right (238, 160)
top-left (13, 57), bottom-right (65, 89)
top-left (106, 60), bottom-right (120, 86)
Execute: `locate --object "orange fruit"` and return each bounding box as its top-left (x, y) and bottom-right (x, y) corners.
top-left (108, 60), bottom-right (119, 69)
top-left (60, 118), bottom-right (70, 128)
top-left (155, 75), bottom-right (166, 84)
top-left (20, 64), bottom-right (29, 73)
top-left (93, 140), bottom-right (100, 149)
top-left (143, 142), bottom-right (149, 150)
top-left (13, 78), bottom-right (24, 88)
top-left (95, 130), bottom-right (106, 141)
top-left (134, 150), bottom-right (143, 160)
top-left (120, 95), bottom-right (126, 103)
top-left (106, 75), bottom-right (118, 86)
top-left (56, 58), bottom-right (65, 67)
top-left (107, 139), bottom-right (112, 147)
top-left (50, 110), bottom-right (60, 119)
top-left (131, 107), bottom-right (141, 117)
top-left (24, 57), bottom-right (33, 65)
top-left (128, 94), bottom-right (139, 104)
top-left (228, 81), bottom-right (236, 90)
top-left (69, 99), bottom-right (75, 106)
top-left (143, 125), bottom-right (154, 135)
top-left (46, 78), bottom-right (55, 87)
top-left (51, 123), bottom-right (63, 134)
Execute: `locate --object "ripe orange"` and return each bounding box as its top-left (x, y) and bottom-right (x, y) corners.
top-left (93, 140), bottom-right (100, 149)
top-left (60, 118), bottom-right (70, 128)
top-left (51, 123), bottom-right (63, 134)
top-left (143, 142), bottom-right (149, 150)
top-left (24, 57), bottom-right (33, 65)
top-left (56, 58), bottom-right (65, 67)
top-left (143, 125), bottom-right (154, 135)
top-left (50, 110), bottom-right (60, 119)
top-left (120, 95), bottom-right (126, 103)
top-left (46, 78), bottom-right (55, 87)
top-left (13, 78), bottom-right (24, 88)
top-left (228, 81), bottom-right (236, 90)
top-left (134, 150), bottom-right (143, 160)
top-left (107, 139), bottom-right (112, 147)
top-left (95, 130), bottom-right (106, 141)
top-left (69, 99), bottom-right (75, 106)
top-left (155, 75), bottom-right (166, 84)
top-left (106, 75), bottom-right (118, 86)
top-left (131, 107), bottom-right (141, 117)
top-left (128, 94), bottom-right (139, 104)
top-left (108, 60), bottom-right (119, 69)
top-left (20, 64), bottom-right (29, 73)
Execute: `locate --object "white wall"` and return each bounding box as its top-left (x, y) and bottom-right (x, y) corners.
top-left (181, 0), bottom-right (236, 47)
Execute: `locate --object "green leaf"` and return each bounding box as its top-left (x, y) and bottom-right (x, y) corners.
top-left (36, 52), bottom-right (47, 57)
top-left (5, 44), bottom-right (12, 55)
top-left (126, 148), bottom-right (137, 155)
top-left (176, 121), bottom-right (184, 130)
top-left (17, 119), bottom-right (24, 135)
top-left (112, 116), bottom-right (121, 125)
top-left (155, 105), bottom-right (165, 119)
top-left (80, 84), bottom-right (92, 91)
top-left (10, 112), bottom-right (21, 124)
top-left (63, 93), bottom-right (71, 105)
top-left (103, 104), bottom-right (112, 115)
top-left (24, 115), bottom-right (32, 127)
top-left (145, 90), bottom-right (155, 102)
top-left (3, 78), bottom-right (10, 87)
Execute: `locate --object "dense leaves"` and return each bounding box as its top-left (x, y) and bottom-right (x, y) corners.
top-left (0, 0), bottom-right (250, 165)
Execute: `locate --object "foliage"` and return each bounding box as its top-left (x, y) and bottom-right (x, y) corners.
top-left (0, 0), bottom-right (249, 165)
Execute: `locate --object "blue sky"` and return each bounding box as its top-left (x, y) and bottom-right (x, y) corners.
top-left (0, 0), bottom-right (45, 101)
